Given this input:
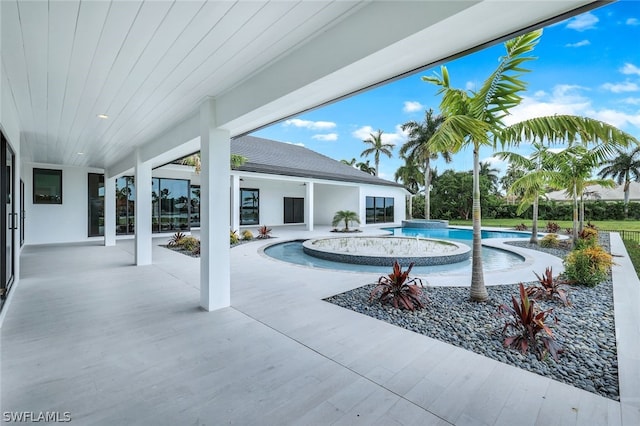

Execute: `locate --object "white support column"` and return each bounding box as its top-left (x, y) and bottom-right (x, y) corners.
top-left (104, 174), bottom-right (116, 246)
top-left (305, 181), bottom-right (314, 231)
top-left (231, 174), bottom-right (240, 232)
top-left (134, 152), bottom-right (153, 265)
top-left (358, 186), bottom-right (366, 226)
top-left (200, 98), bottom-right (231, 311)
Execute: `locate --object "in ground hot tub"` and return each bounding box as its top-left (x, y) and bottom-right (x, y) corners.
top-left (401, 219), bottom-right (449, 229)
top-left (302, 236), bottom-right (470, 267)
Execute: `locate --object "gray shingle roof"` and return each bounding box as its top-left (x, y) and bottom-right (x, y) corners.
top-left (231, 135), bottom-right (404, 188)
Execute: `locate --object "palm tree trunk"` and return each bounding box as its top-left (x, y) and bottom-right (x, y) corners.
top-left (530, 196), bottom-right (539, 244)
top-left (624, 180), bottom-right (630, 219)
top-left (579, 193), bottom-right (585, 233)
top-left (572, 183), bottom-right (579, 246)
top-left (424, 158), bottom-right (431, 220)
top-left (470, 147), bottom-right (488, 302)
top-left (375, 153), bottom-right (380, 177)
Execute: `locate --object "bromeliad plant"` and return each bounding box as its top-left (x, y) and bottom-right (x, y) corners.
top-left (369, 261), bottom-right (425, 311)
top-left (526, 267), bottom-right (571, 307)
top-left (499, 283), bottom-right (562, 361)
top-left (257, 225), bottom-right (272, 239)
top-left (168, 231), bottom-right (186, 247)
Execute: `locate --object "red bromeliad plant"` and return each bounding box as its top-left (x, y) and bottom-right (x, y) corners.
top-left (257, 225), bottom-right (272, 239)
top-left (499, 283), bottom-right (562, 361)
top-left (526, 267), bottom-right (571, 307)
top-left (369, 261), bottom-right (425, 311)
top-left (168, 231), bottom-right (186, 247)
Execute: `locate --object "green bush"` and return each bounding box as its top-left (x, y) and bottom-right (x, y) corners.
top-left (230, 230), bottom-right (240, 245)
top-left (180, 236), bottom-right (200, 252)
top-left (563, 245), bottom-right (613, 287)
top-left (241, 229), bottom-right (254, 240)
top-left (540, 234), bottom-right (559, 248)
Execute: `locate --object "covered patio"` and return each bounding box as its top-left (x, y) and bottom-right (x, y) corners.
top-left (2, 229), bottom-right (638, 424)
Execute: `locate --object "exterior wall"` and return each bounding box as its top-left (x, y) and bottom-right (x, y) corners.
top-left (239, 178), bottom-right (306, 226)
top-left (359, 184), bottom-right (407, 226)
top-left (23, 163), bottom-right (103, 245)
top-left (314, 184), bottom-right (359, 226)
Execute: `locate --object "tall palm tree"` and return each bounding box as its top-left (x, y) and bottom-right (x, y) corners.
top-left (597, 146), bottom-right (640, 218)
top-left (495, 141), bottom-right (552, 244)
top-left (394, 154), bottom-right (424, 195)
top-left (361, 130), bottom-right (394, 177)
top-left (479, 161), bottom-right (500, 193)
top-left (340, 157), bottom-right (357, 167)
top-left (356, 160), bottom-right (376, 175)
top-left (424, 30), bottom-right (543, 302)
top-left (400, 109), bottom-right (451, 219)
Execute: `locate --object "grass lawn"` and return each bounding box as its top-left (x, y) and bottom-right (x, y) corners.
top-left (448, 218), bottom-right (640, 232)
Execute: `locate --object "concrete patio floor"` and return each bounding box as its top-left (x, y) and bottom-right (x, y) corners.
top-left (1, 226), bottom-right (638, 425)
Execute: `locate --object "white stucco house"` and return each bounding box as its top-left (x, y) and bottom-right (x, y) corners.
top-left (21, 135), bottom-right (408, 246)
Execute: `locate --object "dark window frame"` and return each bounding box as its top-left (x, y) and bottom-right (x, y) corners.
top-left (240, 188), bottom-right (260, 226)
top-left (365, 196), bottom-right (395, 224)
top-left (33, 168), bottom-right (62, 204)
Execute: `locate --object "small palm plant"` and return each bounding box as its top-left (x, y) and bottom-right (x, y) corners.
top-left (369, 261), bottom-right (425, 311)
top-left (332, 210), bottom-right (360, 231)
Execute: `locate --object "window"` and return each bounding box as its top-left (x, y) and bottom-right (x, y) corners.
top-left (153, 178), bottom-right (190, 232)
top-left (365, 196), bottom-right (394, 224)
top-left (116, 176), bottom-right (135, 235)
top-left (283, 197), bottom-right (304, 223)
top-left (240, 188), bottom-right (259, 225)
top-left (190, 185), bottom-right (200, 228)
top-left (88, 173), bottom-right (104, 237)
top-left (33, 168), bottom-right (62, 204)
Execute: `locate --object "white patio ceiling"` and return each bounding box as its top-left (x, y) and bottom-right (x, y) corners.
top-left (1, 0), bottom-right (600, 172)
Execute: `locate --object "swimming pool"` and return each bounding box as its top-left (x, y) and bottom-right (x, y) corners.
top-left (263, 238), bottom-right (525, 275)
top-left (383, 227), bottom-right (532, 240)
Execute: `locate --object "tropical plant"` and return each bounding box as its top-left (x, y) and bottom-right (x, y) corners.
top-left (394, 154), bottom-right (424, 195)
top-left (356, 160), bottom-right (376, 175)
top-left (424, 30), bottom-right (543, 301)
top-left (526, 267), bottom-right (571, 307)
top-left (180, 236), bottom-right (200, 251)
top-left (230, 230), bottom-right (240, 245)
top-left (360, 130), bottom-right (394, 177)
top-left (332, 210), bottom-right (360, 231)
top-left (257, 225), bottom-right (272, 239)
top-left (340, 157), bottom-right (357, 167)
top-left (167, 231), bottom-right (186, 247)
top-left (499, 163), bottom-right (526, 196)
top-left (479, 161), bottom-right (500, 193)
top-left (563, 244), bottom-right (613, 287)
top-left (597, 146), bottom-right (640, 218)
top-left (180, 153), bottom-right (247, 173)
top-left (498, 283), bottom-right (562, 361)
top-left (514, 223), bottom-right (528, 231)
top-left (369, 261), bottom-right (425, 311)
top-left (539, 234), bottom-right (559, 249)
top-left (545, 222), bottom-right (561, 233)
top-left (400, 109), bottom-right (451, 219)
top-left (241, 229), bottom-right (254, 240)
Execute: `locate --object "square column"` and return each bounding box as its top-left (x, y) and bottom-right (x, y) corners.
top-left (135, 153), bottom-right (153, 265)
top-left (231, 174), bottom-right (240, 232)
top-left (104, 174), bottom-right (116, 246)
top-left (200, 98), bottom-right (231, 311)
top-left (305, 181), bottom-right (314, 231)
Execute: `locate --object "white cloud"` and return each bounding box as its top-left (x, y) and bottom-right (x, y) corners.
top-left (482, 156), bottom-right (507, 173)
top-left (311, 133), bottom-right (338, 141)
top-left (402, 101), bottom-right (423, 113)
top-left (601, 81), bottom-right (639, 93)
top-left (589, 109), bottom-right (640, 128)
top-left (565, 39), bottom-right (590, 48)
top-left (534, 90), bottom-right (547, 98)
top-left (566, 12), bottom-right (599, 31)
top-left (622, 97), bottom-right (640, 105)
top-left (621, 63), bottom-right (640, 76)
top-left (283, 118), bottom-right (336, 130)
top-left (284, 141), bottom-right (305, 147)
top-left (465, 81), bottom-right (476, 91)
top-left (627, 18), bottom-right (640, 26)
top-left (352, 125), bottom-right (407, 146)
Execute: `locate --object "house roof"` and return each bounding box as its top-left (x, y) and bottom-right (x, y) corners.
top-left (546, 182), bottom-right (640, 202)
top-left (232, 135), bottom-right (404, 188)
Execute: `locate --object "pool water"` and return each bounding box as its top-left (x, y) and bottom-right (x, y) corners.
top-left (264, 237), bottom-right (525, 275)
top-left (383, 227), bottom-right (532, 240)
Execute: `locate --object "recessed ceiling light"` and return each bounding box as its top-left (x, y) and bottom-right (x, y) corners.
top-left (97, 114), bottom-right (109, 119)
top-left (77, 152), bottom-right (84, 155)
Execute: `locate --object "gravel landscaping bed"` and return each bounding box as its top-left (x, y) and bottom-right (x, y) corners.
top-left (324, 233), bottom-right (619, 401)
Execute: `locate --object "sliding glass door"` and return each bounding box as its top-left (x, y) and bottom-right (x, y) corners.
top-left (1, 132), bottom-right (15, 308)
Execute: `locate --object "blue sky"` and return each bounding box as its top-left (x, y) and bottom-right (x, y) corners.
top-left (252, 1), bottom-right (640, 183)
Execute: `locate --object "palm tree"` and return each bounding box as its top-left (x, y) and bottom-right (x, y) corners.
top-left (479, 161), bottom-right (500, 193)
top-left (597, 146), bottom-right (640, 218)
top-left (340, 158), bottom-right (357, 167)
top-left (394, 154), bottom-right (424, 195)
top-left (495, 141), bottom-right (553, 244)
top-left (360, 130), bottom-right (394, 176)
top-left (180, 152), bottom-right (247, 173)
top-left (499, 163), bottom-right (526, 197)
top-left (356, 160), bottom-right (376, 175)
top-left (332, 210), bottom-right (360, 231)
top-left (424, 30), bottom-right (543, 302)
top-left (400, 109), bottom-right (451, 219)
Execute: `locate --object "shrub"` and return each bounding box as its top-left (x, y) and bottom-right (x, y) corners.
top-left (370, 261), bottom-right (425, 311)
top-left (242, 230), bottom-right (254, 240)
top-left (563, 244), bottom-right (613, 287)
top-left (545, 221), bottom-right (561, 233)
top-left (180, 236), bottom-right (200, 251)
top-left (514, 223), bottom-right (528, 231)
top-left (526, 267), bottom-right (570, 306)
top-left (168, 231), bottom-right (186, 247)
top-left (540, 234), bottom-right (559, 248)
top-left (257, 225), bottom-right (272, 239)
top-left (230, 230), bottom-right (240, 245)
top-left (499, 283), bottom-right (562, 361)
